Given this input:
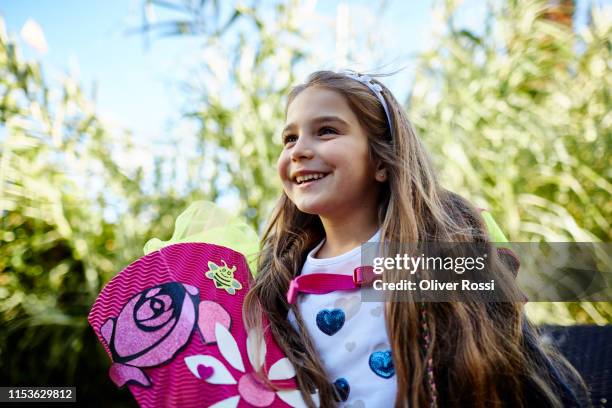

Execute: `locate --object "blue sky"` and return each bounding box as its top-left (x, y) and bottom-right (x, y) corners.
top-left (2, 0), bottom-right (195, 139)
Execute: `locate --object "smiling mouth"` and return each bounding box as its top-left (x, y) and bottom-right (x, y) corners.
top-left (294, 172), bottom-right (329, 185)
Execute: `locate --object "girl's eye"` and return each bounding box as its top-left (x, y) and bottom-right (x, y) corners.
top-left (319, 127), bottom-right (337, 135)
top-left (283, 134), bottom-right (297, 145)
top-left (282, 127), bottom-right (337, 145)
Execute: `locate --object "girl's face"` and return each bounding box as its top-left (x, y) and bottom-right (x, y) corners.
top-left (277, 86), bottom-right (380, 220)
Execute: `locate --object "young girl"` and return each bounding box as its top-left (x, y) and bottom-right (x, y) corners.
top-left (244, 70), bottom-right (587, 407)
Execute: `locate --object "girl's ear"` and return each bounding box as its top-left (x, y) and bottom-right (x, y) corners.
top-left (375, 163), bottom-right (387, 182)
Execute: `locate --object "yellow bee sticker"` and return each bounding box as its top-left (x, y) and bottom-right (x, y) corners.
top-left (205, 260), bottom-right (242, 295)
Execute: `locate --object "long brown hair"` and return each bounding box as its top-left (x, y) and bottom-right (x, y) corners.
top-left (243, 71), bottom-right (585, 407)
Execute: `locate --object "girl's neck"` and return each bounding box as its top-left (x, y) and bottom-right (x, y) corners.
top-left (315, 213), bottom-right (380, 259)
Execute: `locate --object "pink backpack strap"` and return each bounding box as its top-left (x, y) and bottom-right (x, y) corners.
top-left (287, 266), bottom-right (376, 304)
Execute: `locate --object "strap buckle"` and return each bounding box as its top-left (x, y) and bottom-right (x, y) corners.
top-left (353, 266), bottom-right (374, 286)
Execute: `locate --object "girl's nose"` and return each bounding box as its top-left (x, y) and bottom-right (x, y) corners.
top-left (290, 136), bottom-right (314, 161)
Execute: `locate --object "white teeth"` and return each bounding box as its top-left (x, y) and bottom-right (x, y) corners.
top-left (295, 173), bottom-right (326, 184)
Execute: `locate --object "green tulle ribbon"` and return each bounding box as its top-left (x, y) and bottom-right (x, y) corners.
top-left (143, 201), bottom-right (260, 277)
top-left (481, 210), bottom-right (510, 244)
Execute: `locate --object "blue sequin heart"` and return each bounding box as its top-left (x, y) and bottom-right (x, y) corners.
top-left (316, 308), bottom-right (345, 336)
top-left (369, 350), bottom-right (395, 379)
top-left (333, 378), bottom-right (350, 401)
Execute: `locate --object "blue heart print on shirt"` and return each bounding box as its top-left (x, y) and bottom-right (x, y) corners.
top-left (369, 350), bottom-right (395, 378)
top-left (333, 378), bottom-right (350, 401)
top-left (316, 308), bottom-right (345, 336)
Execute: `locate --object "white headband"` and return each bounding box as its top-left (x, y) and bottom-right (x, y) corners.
top-left (340, 70), bottom-right (394, 139)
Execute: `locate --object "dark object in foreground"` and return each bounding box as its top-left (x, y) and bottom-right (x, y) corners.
top-left (540, 325), bottom-right (612, 407)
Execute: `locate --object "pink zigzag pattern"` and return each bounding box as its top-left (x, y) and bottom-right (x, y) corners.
top-left (88, 243), bottom-right (293, 408)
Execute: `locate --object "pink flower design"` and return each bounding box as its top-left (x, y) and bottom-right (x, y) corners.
top-left (185, 324), bottom-right (314, 407)
top-left (100, 282), bottom-right (199, 387)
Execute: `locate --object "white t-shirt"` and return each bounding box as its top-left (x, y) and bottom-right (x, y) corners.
top-left (287, 230), bottom-right (397, 407)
